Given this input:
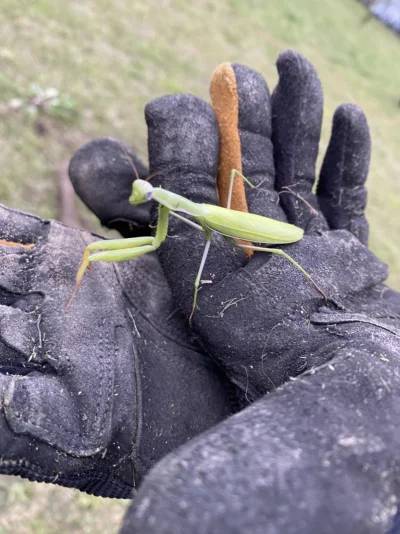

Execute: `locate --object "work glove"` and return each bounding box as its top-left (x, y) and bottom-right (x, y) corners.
top-left (0, 143), bottom-right (233, 498)
top-left (120, 51), bottom-right (400, 534)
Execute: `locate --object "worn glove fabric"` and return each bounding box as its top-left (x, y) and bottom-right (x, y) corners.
top-left (121, 51), bottom-right (400, 533)
top-left (68, 139), bottom-right (151, 238)
top-left (0, 145), bottom-right (232, 497)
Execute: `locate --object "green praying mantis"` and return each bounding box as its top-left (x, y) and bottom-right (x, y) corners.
top-left (69, 160), bottom-right (326, 323)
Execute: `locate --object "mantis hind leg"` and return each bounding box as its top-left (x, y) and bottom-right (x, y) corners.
top-left (237, 244), bottom-right (327, 300)
top-left (189, 235), bottom-right (212, 325)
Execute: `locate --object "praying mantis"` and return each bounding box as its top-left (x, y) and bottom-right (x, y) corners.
top-left (69, 164), bottom-right (326, 323)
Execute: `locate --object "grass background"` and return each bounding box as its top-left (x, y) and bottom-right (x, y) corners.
top-left (1, 0), bottom-right (399, 532)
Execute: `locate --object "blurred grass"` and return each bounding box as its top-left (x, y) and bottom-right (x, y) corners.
top-left (0, 476), bottom-right (128, 533)
top-left (1, 0), bottom-right (399, 532)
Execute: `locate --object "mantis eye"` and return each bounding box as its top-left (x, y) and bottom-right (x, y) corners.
top-left (143, 181), bottom-right (154, 201)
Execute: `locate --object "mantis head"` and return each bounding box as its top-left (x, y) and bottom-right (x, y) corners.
top-left (129, 179), bottom-right (154, 205)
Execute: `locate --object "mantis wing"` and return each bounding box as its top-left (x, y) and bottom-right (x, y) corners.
top-left (200, 204), bottom-right (303, 245)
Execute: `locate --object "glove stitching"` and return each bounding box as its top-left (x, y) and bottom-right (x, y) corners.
top-left (310, 311), bottom-right (400, 338)
top-left (0, 458), bottom-right (132, 497)
top-left (117, 278), bottom-right (200, 351)
top-left (91, 320), bottom-right (113, 437)
top-left (129, 321), bottom-right (142, 489)
top-left (138, 321), bottom-right (210, 368)
top-left (127, 255), bottom-right (170, 289)
top-left (9, 320), bottom-right (114, 449)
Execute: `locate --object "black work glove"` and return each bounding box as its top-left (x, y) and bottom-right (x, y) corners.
top-left (121, 51), bottom-right (400, 533)
top-left (0, 142), bottom-right (232, 498)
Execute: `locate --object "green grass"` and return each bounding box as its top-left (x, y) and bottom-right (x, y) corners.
top-left (0, 476), bottom-right (127, 533)
top-left (1, 0), bottom-right (400, 532)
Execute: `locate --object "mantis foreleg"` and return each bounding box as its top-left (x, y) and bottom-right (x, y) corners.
top-left (67, 205), bottom-right (170, 309)
top-left (75, 236), bottom-right (155, 282)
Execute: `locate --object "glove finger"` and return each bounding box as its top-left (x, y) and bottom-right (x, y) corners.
top-left (0, 210), bottom-right (46, 375)
top-left (210, 63), bottom-right (286, 222)
top-left (0, 205), bottom-right (119, 458)
top-left (146, 95), bottom-right (242, 319)
top-left (272, 50), bottom-right (328, 233)
top-left (0, 204), bottom-right (43, 244)
top-left (69, 137), bottom-right (150, 237)
top-left (317, 104), bottom-right (370, 245)
top-left (0, 205), bottom-right (44, 301)
top-left (121, 341), bottom-right (400, 534)
top-left (1, 217), bottom-right (135, 457)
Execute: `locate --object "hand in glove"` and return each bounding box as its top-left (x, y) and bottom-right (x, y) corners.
top-left (0, 142), bottom-right (232, 498)
top-left (121, 51), bottom-right (400, 534)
